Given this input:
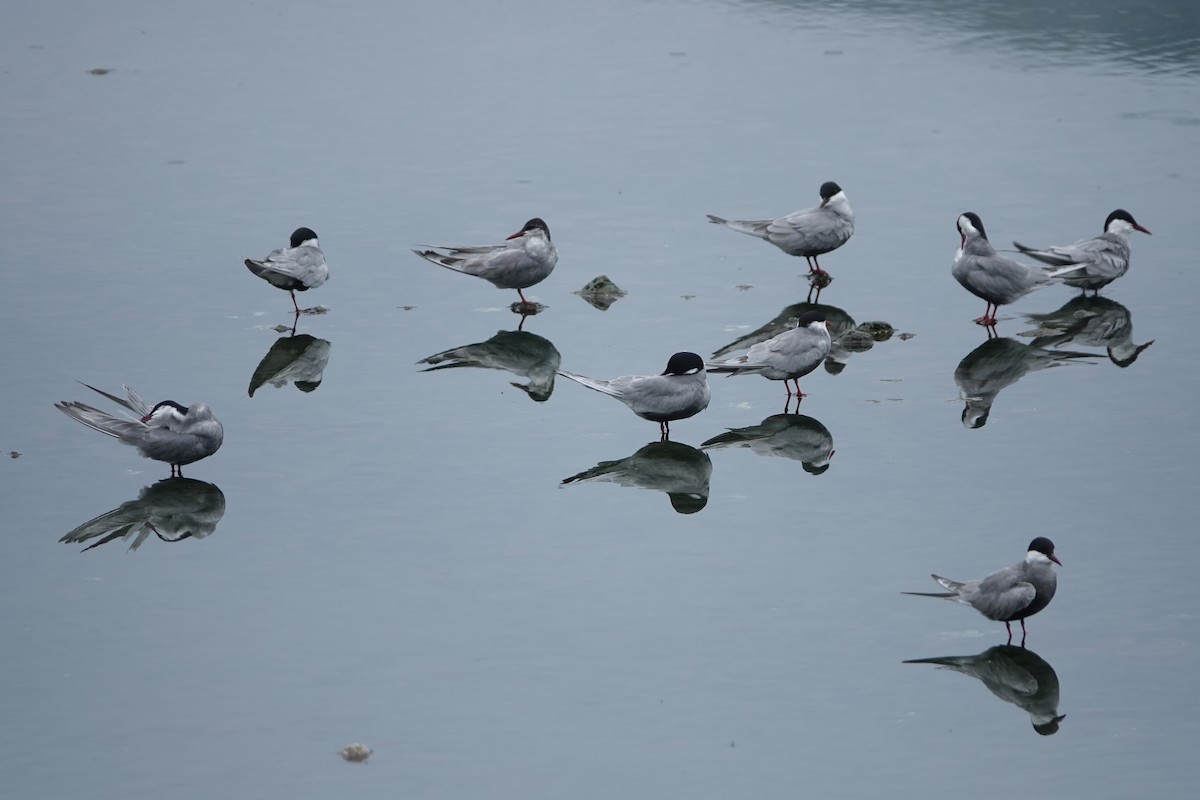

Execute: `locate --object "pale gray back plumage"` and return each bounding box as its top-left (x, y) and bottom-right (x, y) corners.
top-left (707, 189), bottom-right (854, 259)
top-left (706, 320), bottom-right (831, 381)
top-left (413, 225), bottom-right (557, 291)
top-left (56, 383), bottom-right (224, 470)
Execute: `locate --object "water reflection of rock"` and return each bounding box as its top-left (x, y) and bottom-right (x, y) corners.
top-left (711, 301), bottom-right (894, 376)
top-left (248, 334), bottom-right (332, 396)
top-left (904, 645), bottom-right (1065, 735)
top-left (701, 413), bottom-right (834, 474)
top-left (562, 441), bottom-right (712, 514)
top-left (61, 478), bottom-right (226, 552)
top-left (955, 337), bottom-right (1092, 429)
top-left (418, 329), bottom-right (561, 401)
top-left (1021, 295), bottom-right (1154, 368)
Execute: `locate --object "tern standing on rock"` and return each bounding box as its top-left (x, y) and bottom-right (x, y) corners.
top-left (245, 227), bottom-right (328, 314)
top-left (413, 218), bottom-right (557, 306)
top-left (706, 310), bottom-right (831, 398)
top-left (707, 181), bottom-right (854, 276)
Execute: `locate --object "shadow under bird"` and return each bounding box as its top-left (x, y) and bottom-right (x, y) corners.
top-left (953, 212), bottom-right (1082, 327)
top-left (904, 645), bottom-right (1065, 735)
top-left (904, 537), bottom-right (1061, 644)
top-left (418, 329), bottom-right (561, 402)
top-left (701, 412), bottom-right (834, 474)
top-left (1013, 209), bottom-right (1151, 295)
top-left (955, 336), bottom-right (1093, 429)
top-left (557, 352), bottom-right (710, 438)
top-left (413, 218), bottom-right (557, 306)
top-left (55, 383), bottom-right (224, 476)
top-left (60, 477), bottom-right (226, 552)
top-left (562, 440), bottom-right (713, 514)
top-left (245, 227), bottom-right (329, 314)
top-left (707, 181), bottom-right (854, 276)
top-left (706, 311), bottom-right (831, 398)
top-left (1023, 295), bottom-right (1154, 368)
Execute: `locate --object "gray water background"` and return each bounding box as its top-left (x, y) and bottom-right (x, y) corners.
top-left (2, 0), bottom-right (1198, 797)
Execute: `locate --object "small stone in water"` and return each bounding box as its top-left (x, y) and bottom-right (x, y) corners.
top-left (339, 743), bottom-right (373, 763)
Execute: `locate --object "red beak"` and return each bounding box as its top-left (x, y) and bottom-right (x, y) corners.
top-left (1050, 554), bottom-right (1063, 566)
top-left (1134, 224), bottom-right (1152, 235)
top-left (505, 229), bottom-right (524, 240)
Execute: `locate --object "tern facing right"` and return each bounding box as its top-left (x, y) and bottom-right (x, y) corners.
top-left (413, 218), bottom-right (557, 305)
top-left (1013, 209), bottom-right (1151, 295)
top-left (705, 311), bottom-right (831, 397)
top-left (707, 181), bottom-right (854, 275)
top-left (953, 212), bottom-right (1081, 327)
top-left (55, 383), bottom-right (224, 476)
top-left (245, 227), bottom-right (328, 313)
top-left (557, 352), bottom-right (710, 438)
top-left (904, 537), bottom-right (1061, 643)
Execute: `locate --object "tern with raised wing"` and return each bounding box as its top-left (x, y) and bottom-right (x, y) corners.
top-left (413, 218), bottom-right (557, 305)
top-left (245, 227), bottom-right (328, 313)
top-left (56, 383), bottom-right (224, 476)
top-left (1013, 209), bottom-right (1151, 295)
top-left (904, 537), bottom-right (1061, 643)
top-left (707, 181), bottom-right (854, 276)
top-left (557, 352), bottom-right (710, 437)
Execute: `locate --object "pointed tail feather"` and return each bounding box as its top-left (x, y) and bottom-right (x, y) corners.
top-left (556, 370), bottom-right (621, 398)
top-left (1012, 241), bottom-right (1077, 267)
top-left (706, 214), bottom-right (772, 239)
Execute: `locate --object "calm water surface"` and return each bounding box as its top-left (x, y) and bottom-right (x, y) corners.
top-left (2, 1), bottom-right (1198, 797)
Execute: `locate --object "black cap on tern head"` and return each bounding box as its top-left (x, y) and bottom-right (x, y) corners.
top-left (1033, 714), bottom-right (1066, 736)
top-left (662, 352), bottom-right (705, 376)
top-left (289, 227), bottom-right (319, 247)
top-left (958, 211), bottom-right (987, 241)
top-left (819, 181), bottom-right (843, 201)
top-left (795, 310), bottom-right (828, 328)
top-left (1028, 536), bottom-right (1062, 565)
top-left (508, 218), bottom-right (550, 240)
top-left (1105, 209), bottom-right (1135, 230)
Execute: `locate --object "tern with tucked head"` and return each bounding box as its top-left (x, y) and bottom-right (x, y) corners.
top-left (557, 352), bottom-right (710, 438)
top-left (707, 181), bottom-right (854, 276)
top-left (706, 311), bottom-right (831, 398)
top-left (55, 383), bottom-right (224, 476)
top-left (1013, 209), bottom-right (1151, 295)
top-left (413, 218), bottom-right (557, 305)
top-left (904, 537), bottom-right (1062, 643)
top-left (954, 212), bottom-right (1081, 327)
top-left (245, 227), bottom-right (328, 313)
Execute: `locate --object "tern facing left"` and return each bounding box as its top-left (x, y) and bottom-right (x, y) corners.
top-left (557, 352), bottom-right (710, 438)
top-left (56, 383), bottom-right (224, 476)
top-left (953, 212), bottom-right (1081, 327)
top-left (1013, 209), bottom-right (1151, 295)
top-left (413, 218), bottom-right (557, 305)
top-left (707, 181), bottom-right (854, 275)
top-left (245, 227), bottom-right (328, 313)
top-left (904, 537), bottom-right (1061, 643)
top-left (705, 311), bottom-right (831, 397)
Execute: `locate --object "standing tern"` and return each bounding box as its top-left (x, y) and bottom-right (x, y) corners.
top-left (413, 218), bottom-right (557, 306)
top-left (245, 227), bottom-right (329, 314)
top-left (707, 181), bottom-right (854, 276)
top-left (557, 352), bottom-right (710, 438)
top-left (953, 212), bottom-right (1082, 327)
top-left (56, 383), bottom-right (224, 476)
top-left (1013, 209), bottom-right (1151, 295)
top-left (904, 537), bottom-right (1061, 643)
top-left (705, 310), bottom-right (831, 398)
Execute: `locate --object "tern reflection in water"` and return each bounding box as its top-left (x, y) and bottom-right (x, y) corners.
top-left (711, 300), bottom-right (893, 377)
top-left (249, 334), bottom-right (332, 396)
top-left (701, 413), bottom-right (834, 475)
top-left (1021, 295), bottom-right (1154, 368)
top-left (955, 336), bottom-right (1093, 429)
top-left (419, 329), bottom-right (561, 402)
top-left (61, 478), bottom-right (226, 552)
top-left (561, 441), bottom-right (712, 514)
top-left (904, 645), bottom-right (1065, 735)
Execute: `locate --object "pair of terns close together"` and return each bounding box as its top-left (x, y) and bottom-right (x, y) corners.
top-left (954, 208), bottom-right (1151, 326)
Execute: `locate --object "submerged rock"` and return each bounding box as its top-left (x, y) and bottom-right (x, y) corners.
top-left (576, 275), bottom-right (627, 310)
